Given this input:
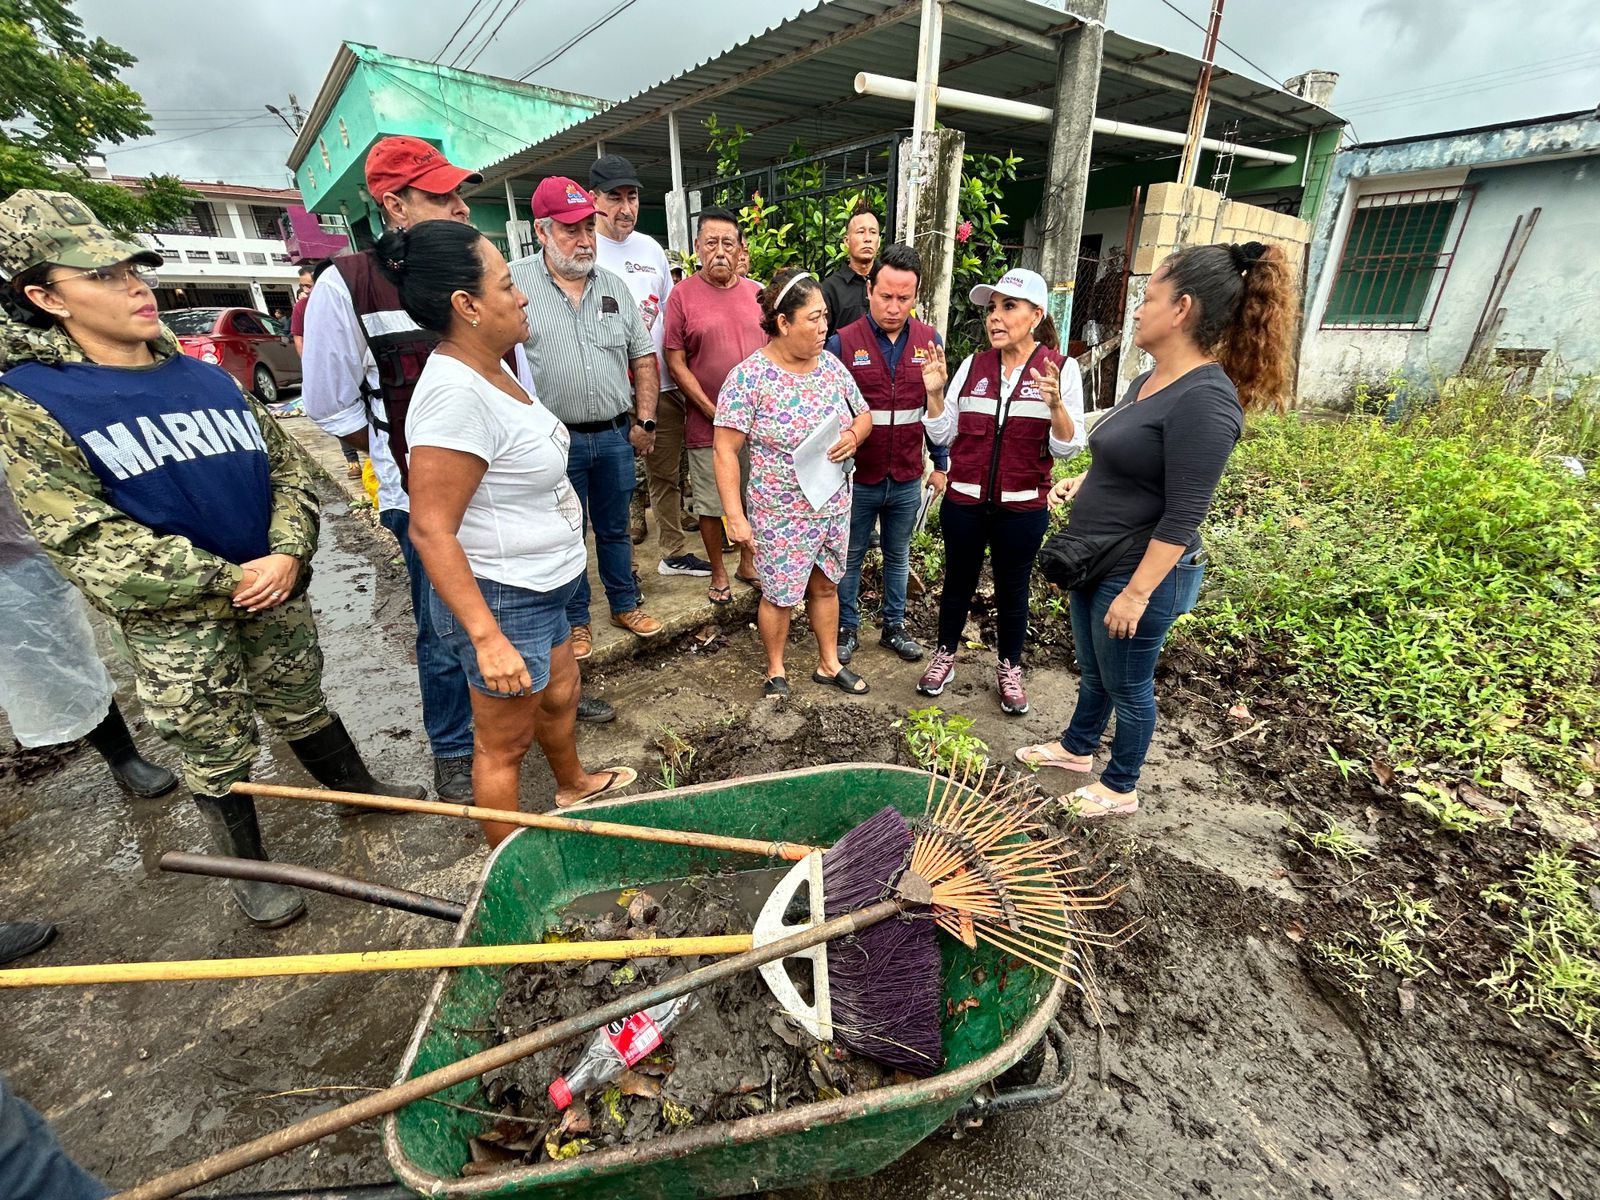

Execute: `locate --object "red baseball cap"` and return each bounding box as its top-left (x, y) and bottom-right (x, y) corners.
top-left (364, 136), bottom-right (482, 200)
top-left (532, 176), bottom-right (597, 224)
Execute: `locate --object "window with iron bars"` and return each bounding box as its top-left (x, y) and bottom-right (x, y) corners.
top-left (251, 205), bottom-right (286, 240)
top-left (1321, 185), bottom-right (1473, 330)
top-left (153, 201), bottom-right (220, 238)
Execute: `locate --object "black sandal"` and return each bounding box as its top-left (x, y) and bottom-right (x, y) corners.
top-left (811, 667), bottom-right (869, 695)
top-left (763, 677), bottom-right (790, 699)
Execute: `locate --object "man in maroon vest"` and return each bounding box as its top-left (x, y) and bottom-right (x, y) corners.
top-left (825, 243), bottom-right (949, 665)
top-left (302, 138), bottom-right (615, 804)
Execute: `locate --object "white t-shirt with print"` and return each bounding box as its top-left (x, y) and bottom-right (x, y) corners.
top-left (595, 229), bottom-right (673, 384)
top-left (405, 354), bottom-right (586, 592)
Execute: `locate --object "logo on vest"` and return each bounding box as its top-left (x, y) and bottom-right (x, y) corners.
top-left (79, 408), bottom-right (268, 481)
top-left (971, 377), bottom-right (991, 396)
top-left (852, 349), bottom-right (871, 366)
top-left (911, 347), bottom-right (928, 363)
top-left (1020, 382), bottom-right (1041, 400)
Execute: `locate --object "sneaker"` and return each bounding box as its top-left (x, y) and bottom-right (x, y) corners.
top-left (577, 695), bottom-right (616, 723)
top-left (434, 755), bottom-right (473, 801)
top-left (997, 658), bottom-right (1029, 715)
top-left (346, 462), bottom-right (362, 479)
top-left (571, 623), bottom-right (593, 660)
top-left (611, 608), bottom-right (663, 638)
top-left (658, 554), bottom-right (714, 577)
top-left (917, 649), bottom-right (957, 696)
top-left (880, 625), bottom-right (925, 662)
top-left (837, 628), bottom-right (859, 665)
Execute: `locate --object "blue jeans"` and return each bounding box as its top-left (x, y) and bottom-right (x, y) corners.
top-left (0, 1075), bottom-right (110, 1200)
top-left (379, 508), bottom-right (474, 760)
top-left (1059, 553), bottom-right (1207, 793)
top-left (838, 477), bottom-right (921, 632)
top-left (564, 425), bottom-right (639, 625)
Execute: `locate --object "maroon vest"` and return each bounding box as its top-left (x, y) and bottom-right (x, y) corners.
top-left (333, 252), bottom-right (440, 492)
top-left (946, 344), bottom-right (1064, 512)
top-left (836, 316), bottom-right (939, 486)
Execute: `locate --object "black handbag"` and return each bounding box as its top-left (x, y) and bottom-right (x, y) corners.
top-left (1036, 523), bottom-right (1158, 592)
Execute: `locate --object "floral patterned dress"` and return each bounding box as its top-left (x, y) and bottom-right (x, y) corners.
top-left (715, 349), bottom-right (864, 607)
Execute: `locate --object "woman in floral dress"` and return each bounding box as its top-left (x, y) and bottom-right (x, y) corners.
top-left (714, 267), bottom-right (874, 698)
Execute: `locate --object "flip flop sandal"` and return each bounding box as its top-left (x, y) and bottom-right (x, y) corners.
top-left (812, 667), bottom-right (870, 695)
top-left (708, 584), bottom-right (733, 605)
top-left (1067, 785), bottom-right (1139, 819)
top-left (1015, 742), bottom-right (1093, 771)
top-left (558, 766), bottom-right (638, 809)
top-left (764, 676), bottom-right (790, 699)
top-left (735, 572), bottom-right (763, 592)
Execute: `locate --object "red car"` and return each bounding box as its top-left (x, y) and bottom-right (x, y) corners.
top-left (165, 307), bottom-right (303, 404)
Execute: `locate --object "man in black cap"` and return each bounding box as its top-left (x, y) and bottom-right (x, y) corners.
top-left (590, 155), bottom-right (710, 580)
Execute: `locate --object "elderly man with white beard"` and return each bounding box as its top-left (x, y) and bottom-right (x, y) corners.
top-left (508, 176), bottom-right (664, 657)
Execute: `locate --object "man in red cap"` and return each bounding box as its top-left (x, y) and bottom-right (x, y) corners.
top-left (508, 177), bottom-right (663, 656)
top-left (301, 140), bottom-right (616, 802)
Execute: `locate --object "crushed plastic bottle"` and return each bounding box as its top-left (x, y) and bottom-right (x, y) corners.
top-left (547, 995), bottom-right (698, 1110)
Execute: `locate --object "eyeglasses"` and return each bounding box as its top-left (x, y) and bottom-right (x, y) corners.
top-left (44, 264), bottom-right (159, 290)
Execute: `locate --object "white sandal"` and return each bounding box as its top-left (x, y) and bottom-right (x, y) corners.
top-left (1068, 785), bottom-right (1139, 819)
top-left (1015, 742), bottom-right (1093, 771)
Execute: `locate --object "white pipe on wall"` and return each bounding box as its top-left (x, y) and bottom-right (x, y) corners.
top-left (855, 72), bottom-right (1298, 166)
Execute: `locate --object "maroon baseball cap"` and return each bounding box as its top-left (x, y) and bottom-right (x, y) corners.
top-left (364, 136), bottom-right (481, 200)
top-left (532, 176), bottom-right (597, 224)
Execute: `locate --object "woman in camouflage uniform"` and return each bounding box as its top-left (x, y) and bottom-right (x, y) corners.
top-left (0, 189), bottom-right (425, 928)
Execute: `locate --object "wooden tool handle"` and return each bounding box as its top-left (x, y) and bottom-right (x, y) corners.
top-left (0, 934), bottom-right (754, 989)
top-left (231, 781), bottom-right (816, 861)
top-left (114, 898), bottom-right (901, 1199)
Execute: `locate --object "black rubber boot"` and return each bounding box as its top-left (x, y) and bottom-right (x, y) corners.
top-left (0, 921), bottom-right (56, 966)
top-left (287, 716), bottom-right (428, 802)
top-left (190, 794), bottom-right (306, 928)
top-left (85, 701), bottom-right (178, 798)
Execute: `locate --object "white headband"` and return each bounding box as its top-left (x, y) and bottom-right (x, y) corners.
top-left (773, 270), bottom-right (812, 309)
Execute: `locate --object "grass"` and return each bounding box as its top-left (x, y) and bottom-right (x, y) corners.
top-left (1185, 372), bottom-right (1600, 791)
top-left (1317, 888), bottom-right (1440, 994)
top-left (1482, 849), bottom-right (1600, 1053)
top-left (653, 725), bottom-right (696, 790)
top-left (1287, 815), bottom-right (1373, 866)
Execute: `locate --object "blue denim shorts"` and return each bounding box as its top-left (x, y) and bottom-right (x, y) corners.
top-left (429, 574), bottom-right (581, 698)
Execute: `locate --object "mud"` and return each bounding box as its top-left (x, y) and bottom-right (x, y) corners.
top-left (474, 872), bottom-right (896, 1170)
top-left (2, 467), bottom-right (1595, 1198)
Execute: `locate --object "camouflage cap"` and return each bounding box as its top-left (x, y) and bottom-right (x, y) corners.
top-left (0, 189), bottom-right (163, 281)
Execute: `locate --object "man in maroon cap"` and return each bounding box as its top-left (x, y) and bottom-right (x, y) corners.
top-left (508, 177), bottom-right (663, 657)
top-left (301, 140), bottom-right (616, 802)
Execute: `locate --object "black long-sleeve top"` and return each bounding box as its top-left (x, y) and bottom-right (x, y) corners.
top-left (1066, 363), bottom-right (1244, 577)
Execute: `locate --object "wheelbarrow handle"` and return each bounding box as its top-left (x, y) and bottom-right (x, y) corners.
top-left (158, 852), bottom-right (466, 924)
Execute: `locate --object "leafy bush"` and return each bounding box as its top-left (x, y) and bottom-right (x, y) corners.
top-left (1186, 392), bottom-right (1600, 787)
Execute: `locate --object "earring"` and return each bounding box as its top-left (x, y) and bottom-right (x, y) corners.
top-left (471, 318), bottom-right (479, 328)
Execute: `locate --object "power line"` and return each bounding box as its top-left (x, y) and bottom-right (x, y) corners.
top-left (1335, 53), bottom-right (1600, 116)
top-left (104, 115), bottom-right (290, 155)
top-left (516, 0), bottom-right (643, 81)
top-left (1155, 0), bottom-right (1284, 85)
top-left (449, 0), bottom-right (513, 69)
top-left (434, 0), bottom-right (489, 63)
top-left (461, 0), bottom-right (527, 72)
top-left (369, 64), bottom-right (527, 151)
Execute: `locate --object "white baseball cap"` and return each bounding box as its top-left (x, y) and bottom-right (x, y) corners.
top-left (969, 267), bottom-right (1048, 309)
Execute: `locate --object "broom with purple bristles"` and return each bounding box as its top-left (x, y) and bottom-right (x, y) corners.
top-left (109, 764), bottom-right (1127, 1198)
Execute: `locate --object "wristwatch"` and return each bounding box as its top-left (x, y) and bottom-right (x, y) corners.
top-left (638, 418), bottom-right (657, 432)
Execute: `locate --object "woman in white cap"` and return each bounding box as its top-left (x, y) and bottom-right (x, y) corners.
top-left (918, 267), bottom-right (1084, 716)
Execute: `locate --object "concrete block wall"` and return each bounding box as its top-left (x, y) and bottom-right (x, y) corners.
top-left (1132, 181), bottom-right (1310, 276)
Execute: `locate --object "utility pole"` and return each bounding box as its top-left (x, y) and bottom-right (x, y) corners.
top-left (1176, 0), bottom-right (1224, 187)
top-left (266, 94), bottom-right (304, 135)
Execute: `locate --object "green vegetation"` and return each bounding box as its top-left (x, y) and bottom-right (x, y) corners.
top-left (1286, 815), bottom-right (1373, 866)
top-left (1317, 888), bottom-right (1440, 994)
top-left (1483, 849), bottom-right (1600, 1052)
top-left (1186, 375), bottom-right (1600, 790)
top-left (899, 705), bottom-right (990, 775)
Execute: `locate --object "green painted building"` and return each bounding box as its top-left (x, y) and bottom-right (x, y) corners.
top-left (286, 42), bottom-right (605, 248)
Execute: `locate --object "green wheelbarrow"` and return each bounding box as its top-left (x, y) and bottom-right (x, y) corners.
top-left (376, 763), bottom-right (1075, 1200)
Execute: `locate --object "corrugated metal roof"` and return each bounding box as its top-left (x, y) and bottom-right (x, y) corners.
top-left (466, 0), bottom-right (1342, 201)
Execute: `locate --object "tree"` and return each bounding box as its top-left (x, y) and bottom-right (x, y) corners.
top-left (0, 0), bottom-right (193, 233)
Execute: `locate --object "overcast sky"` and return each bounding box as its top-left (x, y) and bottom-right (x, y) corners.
top-left (80, 0), bottom-right (1600, 185)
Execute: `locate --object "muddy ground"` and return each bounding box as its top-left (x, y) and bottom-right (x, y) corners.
top-left (1, 487), bottom-right (1595, 1197)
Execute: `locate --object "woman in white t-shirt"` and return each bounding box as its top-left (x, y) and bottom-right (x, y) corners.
top-left (379, 221), bottom-right (635, 845)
